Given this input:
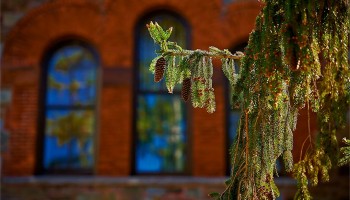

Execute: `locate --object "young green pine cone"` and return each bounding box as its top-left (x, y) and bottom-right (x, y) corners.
top-left (154, 57), bottom-right (166, 82)
top-left (181, 78), bottom-right (191, 102)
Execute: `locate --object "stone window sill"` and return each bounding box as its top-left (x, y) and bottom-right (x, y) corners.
top-left (2, 176), bottom-right (296, 186)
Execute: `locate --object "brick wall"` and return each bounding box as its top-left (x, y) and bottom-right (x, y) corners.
top-left (1, 0), bottom-right (262, 176)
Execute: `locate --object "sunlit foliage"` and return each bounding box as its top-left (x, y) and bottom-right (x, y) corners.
top-left (146, 0), bottom-right (349, 199)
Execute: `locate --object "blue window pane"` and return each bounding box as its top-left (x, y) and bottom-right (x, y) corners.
top-left (228, 110), bottom-right (240, 142)
top-left (44, 44), bottom-right (97, 171)
top-left (136, 14), bottom-right (189, 174)
top-left (138, 15), bottom-right (187, 92)
top-left (46, 45), bottom-right (97, 106)
top-left (136, 95), bottom-right (187, 173)
top-left (44, 110), bottom-right (95, 169)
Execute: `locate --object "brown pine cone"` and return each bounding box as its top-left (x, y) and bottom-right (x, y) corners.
top-left (181, 78), bottom-right (191, 102)
top-left (154, 57), bottom-right (166, 82)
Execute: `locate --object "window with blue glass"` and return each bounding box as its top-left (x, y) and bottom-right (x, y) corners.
top-left (42, 42), bottom-right (98, 172)
top-left (135, 13), bottom-right (189, 174)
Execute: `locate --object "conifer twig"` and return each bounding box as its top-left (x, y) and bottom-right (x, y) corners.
top-left (160, 49), bottom-right (244, 60)
top-left (147, 21), bottom-right (244, 61)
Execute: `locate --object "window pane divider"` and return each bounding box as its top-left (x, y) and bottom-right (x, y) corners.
top-left (45, 105), bottom-right (95, 110)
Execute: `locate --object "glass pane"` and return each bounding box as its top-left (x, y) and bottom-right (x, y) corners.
top-left (228, 43), bottom-right (246, 163)
top-left (228, 82), bottom-right (241, 173)
top-left (136, 95), bottom-right (187, 173)
top-left (46, 45), bottom-right (97, 106)
top-left (138, 15), bottom-right (187, 92)
top-left (43, 110), bottom-right (95, 170)
top-left (228, 110), bottom-right (240, 142)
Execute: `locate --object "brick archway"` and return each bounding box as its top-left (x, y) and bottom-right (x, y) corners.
top-left (1, 0), bottom-right (104, 69)
top-left (1, 0), bottom-right (262, 69)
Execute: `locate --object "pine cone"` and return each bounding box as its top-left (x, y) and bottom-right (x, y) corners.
top-left (154, 57), bottom-right (166, 82)
top-left (181, 78), bottom-right (191, 102)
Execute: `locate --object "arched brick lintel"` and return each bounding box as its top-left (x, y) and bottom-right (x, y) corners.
top-left (223, 1), bottom-right (263, 50)
top-left (1, 0), bottom-right (104, 69)
top-left (2, 0), bottom-right (262, 70)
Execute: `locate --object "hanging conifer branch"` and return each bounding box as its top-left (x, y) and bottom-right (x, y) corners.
top-left (147, 21), bottom-right (243, 113)
top-left (146, 0), bottom-right (349, 199)
top-left (162, 48), bottom-right (244, 60)
top-left (147, 22), bottom-right (244, 60)
top-left (338, 138), bottom-right (350, 166)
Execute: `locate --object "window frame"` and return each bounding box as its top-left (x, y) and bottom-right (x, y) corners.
top-left (132, 11), bottom-right (192, 175)
top-left (37, 40), bottom-right (100, 175)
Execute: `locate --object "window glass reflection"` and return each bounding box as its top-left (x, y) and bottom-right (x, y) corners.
top-left (136, 14), bottom-right (188, 173)
top-left (43, 44), bottom-right (97, 171)
top-left (136, 95), bottom-right (186, 172)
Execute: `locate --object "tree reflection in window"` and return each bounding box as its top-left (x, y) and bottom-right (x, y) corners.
top-left (136, 13), bottom-right (189, 173)
top-left (43, 44), bottom-right (98, 171)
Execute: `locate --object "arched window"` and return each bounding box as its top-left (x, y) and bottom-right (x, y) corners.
top-left (135, 13), bottom-right (190, 174)
top-left (42, 41), bottom-right (99, 173)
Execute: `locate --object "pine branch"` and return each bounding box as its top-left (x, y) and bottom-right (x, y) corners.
top-left (147, 21), bottom-right (244, 60)
top-left (147, 21), bottom-right (243, 113)
top-left (146, 0), bottom-right (350, 198)
top-left (160, 48), bottom-right (244, 60)
top-left (339, 138), bottom-right (350, 167)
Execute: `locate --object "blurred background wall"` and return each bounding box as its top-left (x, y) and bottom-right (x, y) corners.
top-left (0, 0), bottom-right (349, 199)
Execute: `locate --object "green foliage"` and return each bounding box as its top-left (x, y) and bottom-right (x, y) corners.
top-left (137, 95), bottom-right (186, 171)
top-left (48, 76), bottom-right (64, 90)
top-left (339, 138), bottom-right (350, 166)
top-left (148, 22), bottom-right (226, 113)
top-left (209, 192), bottom-right (221, 199)
top-left (146, 0), bottom-right (349, 199)
top-left (55, 51), bottom-right (91, 72)
top-left (47, 112), bottom-right (93, 146)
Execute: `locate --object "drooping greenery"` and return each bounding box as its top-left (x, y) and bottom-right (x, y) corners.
top-left (146, 0), bottom-right (349, 199)
top-left (339, 138), bottom-right (350, 167)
